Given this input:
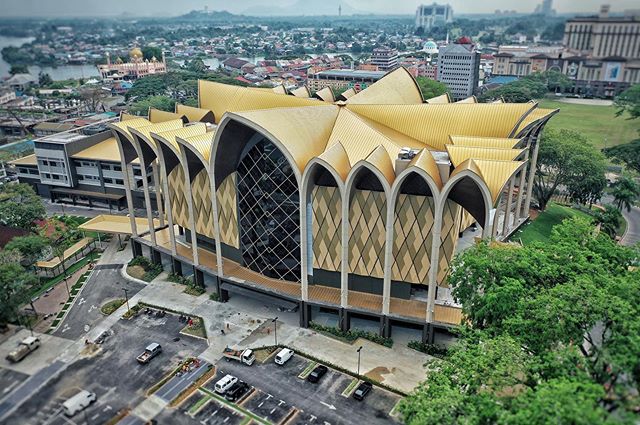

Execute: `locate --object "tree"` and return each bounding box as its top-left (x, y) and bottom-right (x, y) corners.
top-left (480, 78), bottom-right (548, 103)
top-left (603, 139), bottom-right (640, 174)
top-left (0, 183), bottom-right (46, 229)
top-left (5, 235), bottom-right (48, 266)
top-left (593, 205), bottom-right (622, 239)
top-left (9, 64), bottom-right (28, 75)
top-left (533, 129), bottom-right (607, 211)
top-left (129, 95), bottom-right (176, 116)
top-left (611, 175), bottom-right (640, 212)
top-left (0, 260), bottom-right (36, 327)
top-left (187, 58), bottom-right (208, 74)
top-left (614, 84), bottom-right (640, 119)
top-left (415, 76), bottom-right (448, 100)
top-left (141, 46), bottom-right (163, 62)
top-left (79, 86), bottom-right (108, 113)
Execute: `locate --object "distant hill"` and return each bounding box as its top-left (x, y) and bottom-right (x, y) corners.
top-left (245, 0), bottom-right (359, 16)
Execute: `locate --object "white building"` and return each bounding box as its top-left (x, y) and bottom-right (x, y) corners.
top-left (437, 37), bottom-right (480, 100)
top-left (416, 3), bottom-right (453, 31)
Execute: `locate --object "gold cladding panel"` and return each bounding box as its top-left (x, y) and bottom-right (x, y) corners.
top-left (192, 169), bottom-right (215, 239)
top-left (348, 190), bottom-right (386, 278)
top-left (438, 199), bottom-right (462, 284)
top-left (312, 186), bottom-right (342, 272)
top-left (391, 194), bottom-right (435, 284)
top-left (168, 166), bottom-right (189, 229)
top-left (217, 173), bottom-right (239, 248)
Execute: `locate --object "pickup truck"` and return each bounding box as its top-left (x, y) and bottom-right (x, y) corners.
top-left (6, 336), bottom-right (40, 363)
top-left (222, 347), bottom-right (255, 366)
top-left (136, 343), bottom-right (162, 364)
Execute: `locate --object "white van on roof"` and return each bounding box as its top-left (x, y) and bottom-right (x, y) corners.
top-left (62, 390), bottom-right (96, 416)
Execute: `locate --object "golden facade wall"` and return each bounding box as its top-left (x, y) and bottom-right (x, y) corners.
top-left (312, 186), bottom-right (342, 272)
top-left (391, 194), bottom-right (435, 284)
top-left (438, 199), bottom-right (462, 285)
top-left (217, 173), bottom-right (239, 248)
top-left (168, 166), bottom-right (189, 229)
top-left (348, 189), bottom-right (386, 278)
top-left (192, 169), bottom-right (215, 239)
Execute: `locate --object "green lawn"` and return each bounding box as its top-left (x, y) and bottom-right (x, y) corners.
top-left (538, 99), bottom-right (638, 150)
top-left (510, 203), bottom-right (592, 245)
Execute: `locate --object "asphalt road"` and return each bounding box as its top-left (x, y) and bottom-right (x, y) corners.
top-left (4, 313), bottom-right (208, 425)
top-left (621, 205), bottom-right (640, 246)
top-left (0, 368), bottom-right (28, 400)
top-left (53, 263), bottom-right (145, 341)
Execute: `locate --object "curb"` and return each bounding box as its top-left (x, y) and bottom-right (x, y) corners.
top-left (120, 264), bottom-right (149, 286)
top-left (48, 265), bottom-right (97, 333)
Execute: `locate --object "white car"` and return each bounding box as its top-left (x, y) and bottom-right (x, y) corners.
top-left (63, 390), bottom-right (97, 417)
top-left (214, 374), bottom-right (238, 394)
top-left (274, 348), bottom-right (294, 365)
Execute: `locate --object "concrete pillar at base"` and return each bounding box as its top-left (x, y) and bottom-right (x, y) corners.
top-left (151, 249), bottom-right (161, 265)
top-left (220, 287), bottom-right (230, 302)
top-left (215, 276), bottom-right (222, 297)
top-left (379, 315), bottom-right (391, 338)
top-left (339, 308), bottom-right (350, 332)
top-left (131, 240), bottom-right (143, 258)
top-left (194, 268), bottom-right (204, 287)
top-left (422, 324), bottom-right (435, 344)
top-left (172, 258), bottom-right (183, 276)
top-left (299, 301), bottom-right (310, 328)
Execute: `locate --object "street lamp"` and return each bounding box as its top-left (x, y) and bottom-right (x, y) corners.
top-left (357, 346), bottom-right (363, 376)
top-left (272, 317), bottom-right (278, 346)
top-left (122, 287), bottom-right (130, 313)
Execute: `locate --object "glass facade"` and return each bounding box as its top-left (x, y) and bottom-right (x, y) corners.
top-left (237, 138), bottom-right (301, 282)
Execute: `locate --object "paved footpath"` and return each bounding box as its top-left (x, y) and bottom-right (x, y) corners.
top-left (621, 205), bottom-right (640, 247)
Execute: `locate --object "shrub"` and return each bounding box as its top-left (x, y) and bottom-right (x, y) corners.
top-left (309, 321), bottom-right (393, 348)
top-left (101, 298), bottom-right (126, 315)
top-left (407, 340), bottom-right (448, 359)
top-left (209, 292), bottom-right (220, 302)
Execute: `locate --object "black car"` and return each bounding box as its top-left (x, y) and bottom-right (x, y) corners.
top-left (353, 381), bottom-right (373, 401)
top-left (225, 381), bottom-right (250, 402)
top-left (307, 365), bottom-right (328, 383)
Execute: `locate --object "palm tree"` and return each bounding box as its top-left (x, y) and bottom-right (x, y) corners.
top-left (611, 176), bottom-right (640, 212)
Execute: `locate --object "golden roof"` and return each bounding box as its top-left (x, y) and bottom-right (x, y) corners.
top-left (515, 108), bottom-right (558, 135)
top-left (71, 137), bottom-right (121, 162)
top-left (290, 86), bottom-right (311, 98)
top-left (9, 154), bottom-right (37, 166)
top-left (314, 87), bottom-right (335, 103)
top-left (120, 112), bottom-right (139, 121)
top-left (340, 88), bottom-right (357, 100)
top-left (177, 132), bottom-right (216, 164)
top-left (129, 119), bottom-right (186, 150)
top-left (450, 158), bottom-right (524, 203)
top-left (272, 85), bottom-right (287, 95)
top-left (362, 145), bottom-right (396, 185)
top-left (456, 96), bottom-right (477, 104)
top-left (424, 93), bottom-right (451, 104)
top-left (316, 142), bottom-right (351, 181)
top-left (149, 108), bottom-right (184, 124)
top-left (109, 117), bottom-right (152, 141)
top-left (150, 123), bottom-right (208, 154)
top-left (408, 149), bottom-right (443, 189)
top-left (176, 104), bottom-right (215, 123)
top-left (79, 214), bottom-right (159, 235)
top-left (445, 145), bottom-right (526, 167)
top-left (346, 68), bottom-right (423, 105)
top-left (449, 135), bottom-right (523, 149)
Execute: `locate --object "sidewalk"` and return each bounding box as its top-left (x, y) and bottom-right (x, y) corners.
top-left (122, 276), bottom-right (431, 394)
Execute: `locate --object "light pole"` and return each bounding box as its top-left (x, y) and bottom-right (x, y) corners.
top-left (357, 346), bottom-right (363, 376)
top-left (122, 287), bottom-right (130, 313)
top-left (272, 317), bottom-right (278, 346)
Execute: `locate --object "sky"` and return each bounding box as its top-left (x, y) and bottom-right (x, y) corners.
top-left (1, 0), bottom-right (638, 17)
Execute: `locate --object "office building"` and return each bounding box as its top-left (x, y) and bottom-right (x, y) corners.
top-left (71, 68), bottom-right (555, 342)
top-left (307, 69), bottom-right (387, 93)
top-left (534, 0), bottom-right (555, 16)
top-left (437, 37), bottom-right (480, 100)
top-left (416, 3), bottom-right (453, 30)
top-left (370, 47), bottom-right (399, 71)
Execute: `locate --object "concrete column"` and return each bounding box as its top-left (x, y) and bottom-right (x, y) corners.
top-left (152, 161), bottom-right (165, 227)
top-left (382, 196), bottom-right (395, 316)
top-left (158, 159), bottom-right (177, 256)
top-left (181, 161), bottom-right (200, 267)
top-left (121, 162), bottom-right (138, 238)
top-left (502, 176), bottom-right (516, 237)
top-left (172, 258), bottom-right (182, 276)
top-left (426, 197), bottom-right (443, 325)
top-left (299, 188), bottom-right (309, 302)
top-left (194, 268), bottom-right (204, 287)
top-left (151, 249), bottom-right (161, 265)
top-left (379, 315), bottom-right (391, 338)
top-left (340, 192), bottom-right (350, 308)
top-left (209, 170), bottom-right (224, 279)
top-left (524, 131), bottom-right (541, 217)
top-left (299, 301), bottom-right (310, 328)
top-left (422, 324), bottom-right (435, 344)
top-left (138, 161), bottom-right (157, 247)
top-left (514, 167), bottom-right (527, 225)
top-left (339, 308), bottom-right (350, 332)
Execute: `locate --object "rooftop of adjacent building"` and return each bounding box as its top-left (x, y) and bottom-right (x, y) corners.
top-left (313, 69), bottom-right (388, 79)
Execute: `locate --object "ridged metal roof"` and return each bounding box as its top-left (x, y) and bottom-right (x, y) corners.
top-left (176, 104), bottom-right (214, 123)
top-left (449, 135), bottom-right (523, 149)
top-left (445, 145), bottom-right (525, 167)
top-left (345, 68), bottom-right (423, 105)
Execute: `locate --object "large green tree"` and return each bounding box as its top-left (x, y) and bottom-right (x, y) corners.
top-left (0, 183), bottom-right (46, 229)
top-left (414, 76), bottom-right (448, 101)
top-left (129, 95), bottom-right (176, 115)
top-left (0, 258), bottom-right (37, 327)
top-left (533, 129), bottom-right (607, 211)
top-left (614, 84), bottom-right (640, 119)
top-left (603, 139), bottom-right (640, 175)
top-left (5, 235), bottom-right (48, 266)
top-left (611, 175), bottom-right (640, 212)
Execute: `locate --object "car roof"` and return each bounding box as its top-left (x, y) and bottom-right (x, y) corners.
top-left (146, 342), bottom-right (160, 350)
top-left (23, 336), bottom-right (39, 344)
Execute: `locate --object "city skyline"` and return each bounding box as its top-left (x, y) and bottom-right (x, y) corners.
top-left (1, 0), bottom-right (639, 18)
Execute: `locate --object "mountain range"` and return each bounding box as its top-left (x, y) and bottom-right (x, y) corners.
top-left (243, 0), bottom-right (359, 16)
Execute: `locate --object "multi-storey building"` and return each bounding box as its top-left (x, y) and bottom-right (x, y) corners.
top-left (415, 3), bottom-right (453, 30)
top-left (370, 47), bottom-right (399, 71)
top-left (98, 48), bottom-right (167, 81)
top-left (76, 68), bottom-right (555, 343)
top-left (307, 69), bottom-right (387, 93)
top-left (437, 37), bottom-right (480, 100)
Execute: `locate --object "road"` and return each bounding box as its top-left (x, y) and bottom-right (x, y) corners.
top-left (621, 205), bottom-right (640, 246)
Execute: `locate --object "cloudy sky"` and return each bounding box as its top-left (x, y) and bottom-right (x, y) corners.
top-left (1, 0), bottom-right (637, 17)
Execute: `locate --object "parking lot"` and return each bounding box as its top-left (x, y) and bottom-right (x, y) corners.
top-left (161, 349), bottom-right (401, 425)
top-left (3, 311), bottom-right (208, 425)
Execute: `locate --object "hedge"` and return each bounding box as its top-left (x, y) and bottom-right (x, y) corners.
top-left (309, 321), bottom-right (393, 348)
top-left (407, 340), bottom-right (448, 359)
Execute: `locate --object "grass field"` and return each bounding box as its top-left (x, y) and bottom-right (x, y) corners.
top-left (538, 99), bottom-right (638, 150)
top-left (510, 203), bottom-right (592, 245)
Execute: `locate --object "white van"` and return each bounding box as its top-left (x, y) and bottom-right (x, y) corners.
top-left (274, 348), bottom-right (294, 365)
top-left (63, 390), bottom-right (97, 416)
top-left (214, 374), bottom-right (238, 394)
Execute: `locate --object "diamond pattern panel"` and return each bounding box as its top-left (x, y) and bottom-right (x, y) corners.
top-left (392, 194), bottom-right (435, 284)
top-left (438, 199), bottom-right (462, 284)
top-left (312, 186), bottom-right (342, 272)
top-left (168, 166), bottom-right (189, 229)
top-left (192, 169), bottom-right (215, 239)
top-left (348, 190), bottom-right (386, 278)
top-left (217, 173), bottom-right (239, 248)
